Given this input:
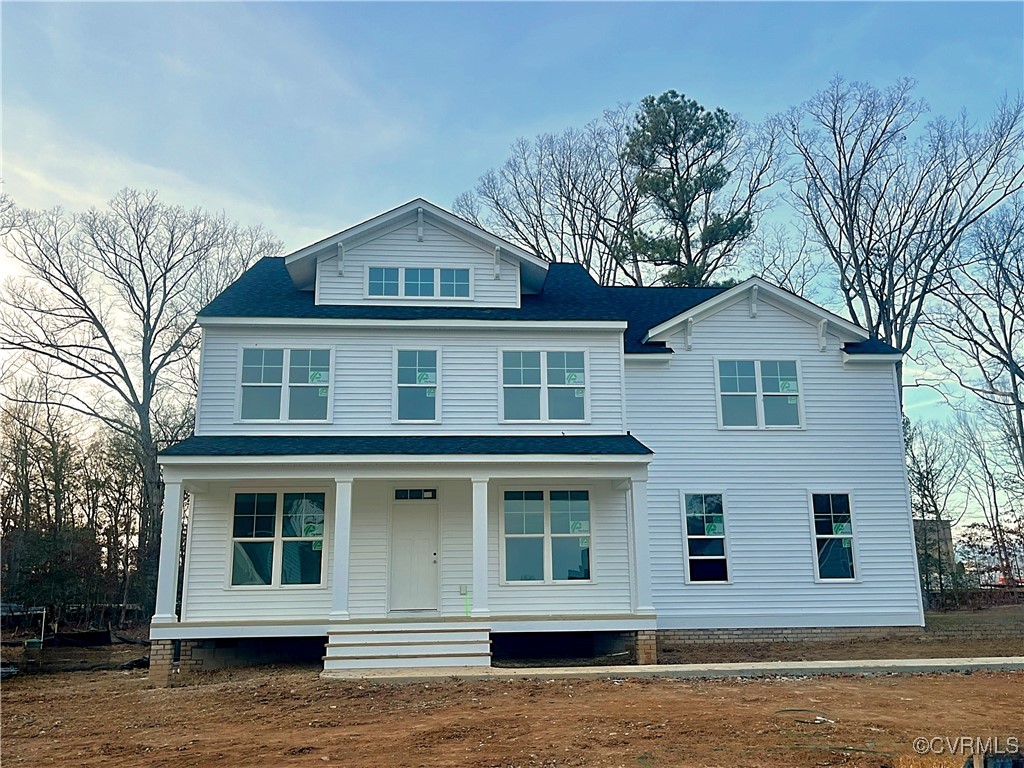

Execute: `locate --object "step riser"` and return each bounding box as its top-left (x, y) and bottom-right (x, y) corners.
top-left (327, 642), bottom-right (491, 658)
top-left (328, 631), bottom-right (488, 644)
top-left (324, 655), bottom-right (491, 671)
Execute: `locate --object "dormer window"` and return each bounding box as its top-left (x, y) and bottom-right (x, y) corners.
top-left (366, 266), bottom-right (472, 299)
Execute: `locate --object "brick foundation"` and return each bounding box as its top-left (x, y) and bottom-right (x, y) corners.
top-left (149, 639), bottom-right (176, 687)
top-left (635, 630), bottom-right (658, 665)
top-left (656, 626), bottom-right (924, 649)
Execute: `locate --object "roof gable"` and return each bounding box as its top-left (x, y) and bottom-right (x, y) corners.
top-left (283, 198), bottom-right (549, 290)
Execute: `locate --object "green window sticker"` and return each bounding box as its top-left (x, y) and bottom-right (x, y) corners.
top-left (426, 388), bottom-right (436, 398)
top-left (574, 388), bottom-right (585, 398)
top-left (842, 539), bottom-right (851, 548)
top-left (311, 540), bottom-right (322, 551)
top-left (705, 523), bottom-right (721, 536)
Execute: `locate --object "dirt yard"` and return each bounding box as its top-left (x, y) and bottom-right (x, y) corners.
top-left (3, 666), bottom-right (1022, 768)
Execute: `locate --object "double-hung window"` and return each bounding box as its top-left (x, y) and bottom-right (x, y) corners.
top-left (367, 266), bottom-right (471, 299)
top-left (684, 493), bottom-right (728, 582)
top-left (502, 351), bottom-right (586, 421)
top-left (503, 490), bottom-right (591, 582)
top-left (717, 360), bottom-right (801, 428)
top-left (812, 493), bottom-right (856, 580)
top-left (396, 349), bottom-right (438, 421)
top-left (240, 348), bottom-right (331, 421)
top-left (231, 491), bottom-right (326, 586)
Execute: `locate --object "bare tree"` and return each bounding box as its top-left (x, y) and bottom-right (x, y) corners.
top-left (786, 77), bottom-right (1024, 393)
top-left (455, 105), bottom-right (652, 286)
top-left (0, 189), bottom-right (282, 607)
top-left (927, 194), bottom-right (1024, 475)
top-left (745, 222), bottom-right (827, 299)
top-left (625, 91), bottom-right (785, 287)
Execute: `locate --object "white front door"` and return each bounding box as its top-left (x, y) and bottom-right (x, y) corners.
top-left (389, 503), bottom-right (440, 611)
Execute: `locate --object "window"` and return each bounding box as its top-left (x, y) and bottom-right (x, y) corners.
top-left (717, 360), bottom-right (801, 428)
top-left (812, 493), bottom-right (855, 580)
top-left (231, 491), bottom-right (326, 586)
top-left (440, 268), bottom-right (470, 297)
top-left (684, 494), bottom-right (728, 582)
top-left (394, 488), bottom-right (437, 500)
top-left (502, 351), bottom-right (586, 422)
top-left (396, 350), bottom-right (438, 421)
top-left (367, 266), bottom-right (472, 299)
top-left (368, 267), bottom-right (400, 297)
top-left (240, 348), bottom-right (331, 421)
top-left (503, 490), bottom-right (591, 582)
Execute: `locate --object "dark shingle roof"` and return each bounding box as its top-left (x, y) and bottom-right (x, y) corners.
top-left (843, 338), bottom-right (902, 356)
top-left (161, 434), bottom-right (652, 457)
top-left (199, 258), bottom-right (727, 353)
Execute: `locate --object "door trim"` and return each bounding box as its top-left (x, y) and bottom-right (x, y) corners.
top-left (387, 499), bottom-right (442, 613)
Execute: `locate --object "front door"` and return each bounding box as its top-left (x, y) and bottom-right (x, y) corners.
top-left (389, 503), bottom-right (440, 611)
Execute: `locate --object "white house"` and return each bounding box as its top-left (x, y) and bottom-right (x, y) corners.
top-left (149, 199), bottom-right (924, 682)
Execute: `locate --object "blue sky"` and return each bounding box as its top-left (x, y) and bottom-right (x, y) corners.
top-left (2, 1), bottom-right (1023, 417)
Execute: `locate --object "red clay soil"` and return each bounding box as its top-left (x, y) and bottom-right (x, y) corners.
top-left (3, 666), bottom-right (1022, 768)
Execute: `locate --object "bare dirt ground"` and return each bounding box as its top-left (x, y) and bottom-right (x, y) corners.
top-left (3, 666), bottom-right (1022, 768)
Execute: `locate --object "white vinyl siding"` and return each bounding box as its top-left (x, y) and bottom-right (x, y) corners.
top-left (626, 295), bottom-right (922, 629)
top-left (197, 328), bottom-right (623, 435)
top-left (316, 220), bottom-right (519, 307)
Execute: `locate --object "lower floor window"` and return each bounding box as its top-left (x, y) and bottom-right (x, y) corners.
top-left (231, 491), bottom-right (325, 586)
top-left (684, 493), bottom-right (728, 582)
top-left (812, 493), bottom-right (855, 579)
top-left (503, 490), bottom-right (591, 582)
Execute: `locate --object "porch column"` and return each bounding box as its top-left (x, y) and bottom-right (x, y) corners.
top-left (152, 480), bottom-right (183, 623)
top-left (330, 478), bottom-right (353, 620)
top-left (630, 478), bottom-right (656, 615)
top-left (470, 477), bottom-right (490, 617)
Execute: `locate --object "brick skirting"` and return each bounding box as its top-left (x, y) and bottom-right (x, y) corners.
top-left (657, 623), bottom-right (1024, 647)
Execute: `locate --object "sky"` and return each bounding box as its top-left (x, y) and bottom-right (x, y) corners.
top-left (2, 0), bottom-right (1023, 420)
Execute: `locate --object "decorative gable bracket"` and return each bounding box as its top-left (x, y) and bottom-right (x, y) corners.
top-left (817, 319), bottom-right (829, 352)
top-left (336, 243), bottom-right (345, 275)
top-left (417, 207), bottom-right (424, 242)
top-left (749, 286), bottom-right (758, 318)
top-left (682, 318), bottom-right (693, 351)
top-left (494, 246), bottom-right (501, 279)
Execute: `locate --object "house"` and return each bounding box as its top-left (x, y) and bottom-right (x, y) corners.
top-left (150, 199), bottom-right (924, 683)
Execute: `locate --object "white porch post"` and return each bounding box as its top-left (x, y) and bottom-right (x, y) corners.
top-left (152, 480), bottom-right (183, 623)
top-left (630, 478), bottom-right (656, 615)
top-left (470, 477), bottom-right (490, 617)
top-left (330, 478), bottom-right (353, 620)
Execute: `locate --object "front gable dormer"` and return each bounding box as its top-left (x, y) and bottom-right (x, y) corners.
top-left (283, 199), bottom-right (549, 308)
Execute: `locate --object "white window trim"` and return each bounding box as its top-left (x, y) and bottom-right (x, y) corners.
top-left (392, 347), bottom-right (442, 424)
top-left (679, 489), bottom-right (733, 585)
top-left (225, 485), bottom-right (332, 590)
top-left (713, 357), bottom-right (805, 430)
top-left (498, 348), bottom-right (591, 424)
top-left (235, 346), bottom-right (335, 424)
top-left (807, 490), bottom-right (861, 584)
top-left (497, 485), bottom-right (596, 586)
top-left (363, 264), bottom-right (476, 302)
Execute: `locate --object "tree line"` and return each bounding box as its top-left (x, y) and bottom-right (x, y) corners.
top-left (1, 76), bottom-right (1022, 624)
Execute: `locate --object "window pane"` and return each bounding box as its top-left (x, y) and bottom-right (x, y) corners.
top-left (404, 268), bottom-right (435, 297)
top-left (505, 538), bottom-right (544, 581)
top-left (241, 348), bottom-right (283, 384)
top-left (689, 559), bottom-right (728, 582)
top-left (288, 386), bottom-right (329, 420)
top-left (552, 537), bottom-right (590, 580)
top-left (232, 541), bottom-right (273, 585)
top-left (504, 387), bottom-right (540, 420)
top-left (830, 494), bottom-right (850, 517)
top-left (548, 387), bottom-right (586, 420)
top-left (721, 394), bottom-right (757, 426)
top-left (397, 350), bottom-right (437, 385)
top-left (290, 348), bottom-right (330, 385)
top-left (282, 493), bottom-right (325, 538)
top-left (817, 538), bottom-right (855, 579)
top-left (688, 538), bottom-right (726, 557)
top-left (502, 351), bottom-right (541, 385)
top-left (398, 387), bottom-right (436, 420)
top-left (440, 268), bottom-right (470, 297)
top-left (761, 361), bottom-right (799, 394)
top-left (241, 386), bottom-right (281, 420)
top-left (547, 352), bottom-right (585, 385)
top-left (718, 360), bottom-right (756, 393)
top-left (763, 395), bottom-right (800, 426)
top-left (281, 541), bottom-right (323, 585)
top-left (551, 492), bottom-right (589, 534)
top-left (368, 267), bottom-right (399, 296)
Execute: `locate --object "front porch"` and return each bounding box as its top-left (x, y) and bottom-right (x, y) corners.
top-left (151, 439), bottom-right (656, 680)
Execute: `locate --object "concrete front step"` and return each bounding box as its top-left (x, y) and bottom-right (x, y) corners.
top-left (322, 623), bottom-right (492, 671)
top-left (327, 630), bottom-right (488, 645)
top-left (323, 653), bottom-right (492, 672)
top-left (326, 640), bottom-right (491, 658)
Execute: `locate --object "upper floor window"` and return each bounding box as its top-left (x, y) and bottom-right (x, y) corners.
top-left (502, 351), bottom-right (587, 422)
top-left (396, 349), bottom-right (438, 421)
top-left (240, 348), bottom-right (331, 421)
top-left (367, 266), bottom-right (471, 299)
top-left (717, 360), bottom-right (801, 428)
top-left (812, 493), bottom-right (856, 580)
top-left (231, 491), bottom-right (326, 587)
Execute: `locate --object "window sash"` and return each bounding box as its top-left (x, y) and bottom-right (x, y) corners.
top-left (367, 266), bottom-right (471, 299)
top-left (396, 350), bottom-right (439, 421)
top-left (239, 348), bottom-right (331, 422)
top-left (811, 493), bottom-right (856, 580)
top-left (439, 268), bottom-right (470, 297)
top-left (717, 360), bottom-right (801, 429)
top-left (231, 491), bottom-right (326, 587)
top-left (684, 493), bottom-right (728, 582)
top-left (502, 490), bottom-right (591, 583)
top-left (502, 351), bottom-right (587, 422)
top-left (368, 267), bottom-right (400, 296)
